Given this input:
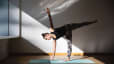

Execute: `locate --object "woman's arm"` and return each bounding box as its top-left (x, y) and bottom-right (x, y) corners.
top-left (53, 40), bottom-right (56, 56)
top-left (50, 40), bottom-right (56, 60)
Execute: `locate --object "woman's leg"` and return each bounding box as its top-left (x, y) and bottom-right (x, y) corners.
top-left (67, 39), bottom-right (72, 59)
top-left (71, 20), bottom-right (97, 30)
top-left (65, 24), bottom-right (72, 61)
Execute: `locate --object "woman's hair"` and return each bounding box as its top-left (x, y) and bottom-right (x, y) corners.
top-left (41, 33), bottom-right (49, 39)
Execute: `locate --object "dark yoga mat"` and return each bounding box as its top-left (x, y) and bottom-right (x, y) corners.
top-left (29, 59), bottom-right (95, 64)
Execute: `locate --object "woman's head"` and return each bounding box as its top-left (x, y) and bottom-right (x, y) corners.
top-left (41, 33), bottom-right (51, 40)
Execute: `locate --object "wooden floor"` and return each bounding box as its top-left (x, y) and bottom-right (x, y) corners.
top-left (0, 55), bottom-right (113, 64)
top-left (87, 55), bottom-right (114, 64)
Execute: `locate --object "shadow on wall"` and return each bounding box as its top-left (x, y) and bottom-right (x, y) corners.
top-left (0, 39), bottom-right (8, 61)
top-left (0, 0), bottom-right (8, 36)
top-left (72, 20), bottom-right (114, 53)
top-left (8, 38), bottom-right (46, 55)
top-left (10, 0), bottom-right (80, 27)
top-left (0, 0), bottom-right (6, 7)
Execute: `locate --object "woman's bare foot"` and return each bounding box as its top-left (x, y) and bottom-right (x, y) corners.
top-left (64, 57), bottom-right (71, 61)
top-left (50, 56), bottom-right (54, 60)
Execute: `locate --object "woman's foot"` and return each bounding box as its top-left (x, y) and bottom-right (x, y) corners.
top-left (50, 56), bottom-right (54, 60)
top-left (64, 57), bottom-right (71, 61)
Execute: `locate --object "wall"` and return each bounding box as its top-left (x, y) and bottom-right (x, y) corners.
top-left (0, 0), bottom-right (8, 36)
top-left (9, 0), bottom-right (19, 36)
top-left (9, 0), bottom-right (113, 54)
top-left (0, 39), bottom-right (8, 61)
top-left (0, 0), bottom-right (8, 61)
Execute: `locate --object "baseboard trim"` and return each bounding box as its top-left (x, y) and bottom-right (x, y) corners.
top-left (84, 53), bottom-right (114, 56)
top-left (48, 53), bottom-right (84, 56)
top-left (9, 53), bottom-right (84, 56)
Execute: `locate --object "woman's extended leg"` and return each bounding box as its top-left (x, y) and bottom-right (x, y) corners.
top-left (65, 24), bottom-right (72, 61)
top-left (67, 39), bottom-right (72, 60)
top-left (71, 20), bottom-right (97, 30)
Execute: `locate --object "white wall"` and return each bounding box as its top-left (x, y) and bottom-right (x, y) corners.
top-left (9, 0), bottom-right (19, 36)
top-left (9, 0), bottom-right (113, 54)
top-left (9, 0), bottom-right (83, 54)
top-left (9, 10), bottom-right (83, 53)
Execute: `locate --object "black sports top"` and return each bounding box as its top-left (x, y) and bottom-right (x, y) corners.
top-left (51, 26), bottom-right (66, 40)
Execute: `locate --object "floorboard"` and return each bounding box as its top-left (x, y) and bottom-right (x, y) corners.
top-left (0, 55), bottom-right (113, 64)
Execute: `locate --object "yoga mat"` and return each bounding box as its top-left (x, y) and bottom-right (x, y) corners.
top-left (29, 59), bottom-right (95, 64)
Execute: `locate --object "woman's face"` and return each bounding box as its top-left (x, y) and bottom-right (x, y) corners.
top-left (44, 34), bottom-right (51, 40)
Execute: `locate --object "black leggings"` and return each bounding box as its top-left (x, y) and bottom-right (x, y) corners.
top-left (65, 24), bottom-right (72, 58)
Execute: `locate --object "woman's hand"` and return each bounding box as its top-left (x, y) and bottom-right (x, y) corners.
top-left (50, 28), bottom-right (54, 32)
top-left (50, 56), bottom-right (54, 60)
